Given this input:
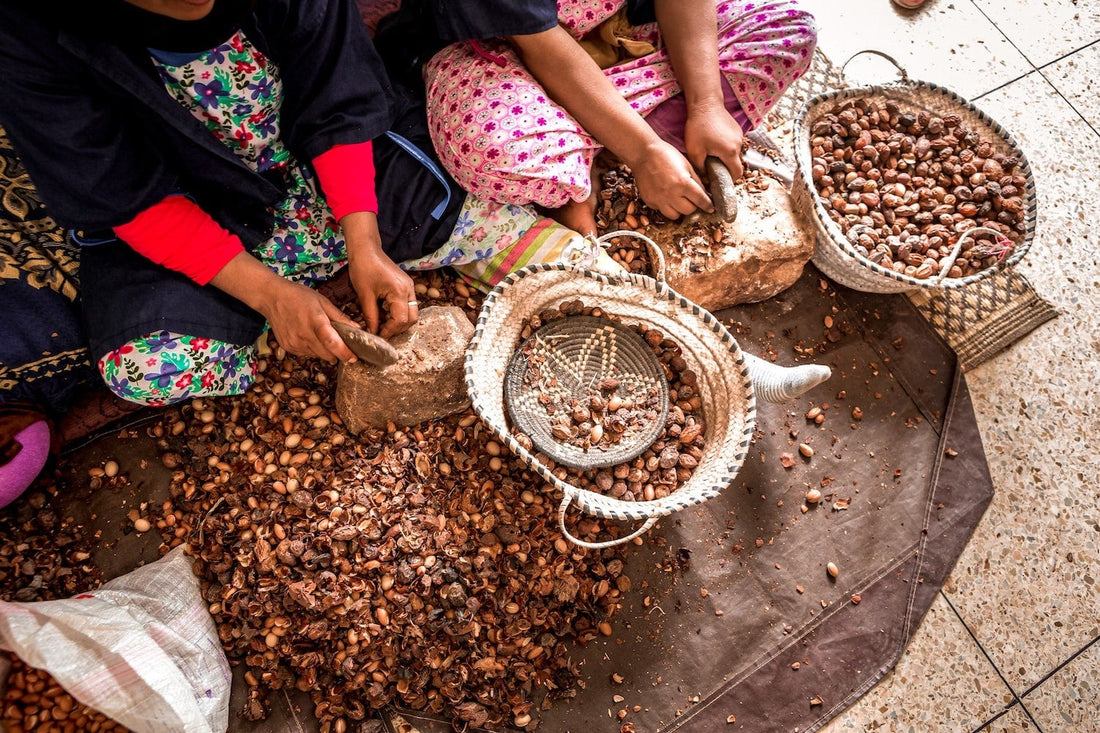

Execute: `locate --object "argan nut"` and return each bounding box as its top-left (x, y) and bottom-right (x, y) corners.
top-left (133, 518), bottom-right (151, 533)
top-left (851, 406), bottom-right (864, 420)
top-left (798, 443), bottom-right (814, 458)
top-left (104, 460), bottom-right (119, 478)
top-left (805, 488), bottom-right (822, 504)
top-left (827, 562), bottom-right (839, 578)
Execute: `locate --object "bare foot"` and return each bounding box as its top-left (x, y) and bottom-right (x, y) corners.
top-left (540, 191), bottom-right (598, 238)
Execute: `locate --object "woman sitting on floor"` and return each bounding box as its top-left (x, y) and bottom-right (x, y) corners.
top-left (0, 0), bottom-right (596, 502)
top-left (375, 0), bottom-right (818, 236)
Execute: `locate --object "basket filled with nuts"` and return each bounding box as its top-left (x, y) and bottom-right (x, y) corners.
top-left (467, 231), bottom-right (832, 548)
top-left (792, 51), bottom-right (1037, 294)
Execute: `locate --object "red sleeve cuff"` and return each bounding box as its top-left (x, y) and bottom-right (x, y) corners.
top-left (113, 195), bottom-right (244, 285)
top-left (312, 141), bottom-right (378, 221)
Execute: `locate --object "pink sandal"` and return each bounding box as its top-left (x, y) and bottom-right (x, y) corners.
top-left (0, 405), bottom-right (52, 507)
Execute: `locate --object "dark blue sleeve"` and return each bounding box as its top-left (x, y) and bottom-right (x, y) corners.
top-left (0, 6), bottom-right (178, 231)
top-left (260, 0), bottom-right (398, 161)
top-left (429, 0), bottom-right (559, 42)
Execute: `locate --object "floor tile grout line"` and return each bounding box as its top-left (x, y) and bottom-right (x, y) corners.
top-left (971, 70), bottom-right (1036, 102)
top-left (967, 632), bottom-right (1099, 731)
top-left (940, 590), bottom-right (1043, 732)
top-left (1018, 633), bottom-right (1100, 699)
top-left (967, 0), bottom-right (1100, 138)
top-left (1035, 37), bottom-right (1100, 72)
top-left (971, 707), bottom-right (1012, 733)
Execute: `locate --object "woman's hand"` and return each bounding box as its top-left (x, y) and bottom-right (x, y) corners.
top-left (683, 102), bottom-right (745, 181)
top-left (210, 251), bottom-right (357, 363)
top-left (343, 212), bottom-right (419, 339)
top-left (628, 139), bottom-right (715, 220)
top-left (261, 279), bottom-right (359, 362)
top-left (348, 247), bottom-right (418, 339)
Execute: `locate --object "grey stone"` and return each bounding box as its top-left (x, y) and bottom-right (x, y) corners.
top-left (335, 306), bottom-right (474, 433)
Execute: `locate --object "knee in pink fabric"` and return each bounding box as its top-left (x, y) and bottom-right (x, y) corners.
top-left (645, 79), bottom-right (751, 153)
top-left (0, 420), bottom-right (50, 507)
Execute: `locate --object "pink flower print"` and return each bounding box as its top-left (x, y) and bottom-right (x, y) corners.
top-left (146, 358), bottom-right (158, 367)
top-left (201, 371), bottom-right (216, 388)
top-left (472, 226), bottom-right (488, 242)
top-left (191, 338), bottom-right (210, 351)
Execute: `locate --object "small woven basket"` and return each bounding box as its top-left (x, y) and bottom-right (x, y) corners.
top-left (791, 51), bottom-right (1038, 294)
top-left (504, 315), bottom-right (670, 470)
top-left (465, 233), bottom-right (756, 549)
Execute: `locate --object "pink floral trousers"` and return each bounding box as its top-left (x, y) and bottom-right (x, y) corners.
top-left (424, 0), bottom-right (817, 209)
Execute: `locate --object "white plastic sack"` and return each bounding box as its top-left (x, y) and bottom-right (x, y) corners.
top-left (0, 546), bottom-right (230, 733)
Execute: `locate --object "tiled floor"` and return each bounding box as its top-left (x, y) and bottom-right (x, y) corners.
top-left (798, 1), bottom-right (1100, 731)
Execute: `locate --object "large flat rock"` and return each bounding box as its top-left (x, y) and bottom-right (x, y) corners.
top-left (652, 178), bottom-right (815, 309)
top-left (335, 306), bottom-right (474, 433)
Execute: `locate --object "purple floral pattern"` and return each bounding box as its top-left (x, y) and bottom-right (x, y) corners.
top-left (156, 31), bottom-right (345, 284)
top-left (98, 333), bottom-right (255, 406)
top-left (99, 32), bottom-right (348, 405)
top-left (424, 0), bottom-right (817, 209)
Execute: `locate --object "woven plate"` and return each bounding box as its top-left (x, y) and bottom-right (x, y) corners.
top-left (504, 315), bottom-right (670, 470)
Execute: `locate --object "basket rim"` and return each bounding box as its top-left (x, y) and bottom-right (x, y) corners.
top-left (503, 314), bottom-right (671, 470)
top-left (464, 262), bottom-right (758, 522)
top-left (792, 76), bottom-right (1038, 290)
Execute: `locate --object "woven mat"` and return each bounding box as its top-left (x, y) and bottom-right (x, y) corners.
top-left (765, 50), bottom-right (1059, 371)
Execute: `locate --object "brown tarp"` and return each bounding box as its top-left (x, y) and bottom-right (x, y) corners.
top-left (341, 268), bottom-right (992, 733)
top-left (33, 266), bottom-right (993, 733)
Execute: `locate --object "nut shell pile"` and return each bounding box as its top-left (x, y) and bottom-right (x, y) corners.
top-left (810, 98), bottom-right (1027, 279)
top-left (155, 338), bottom-right (633, 732)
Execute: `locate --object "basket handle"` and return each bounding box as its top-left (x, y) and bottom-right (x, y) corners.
top-left (846, 224), bottom-right (1010, 285)
top-left (557, 494), bottom-right (659, 549)
top-left (934, 226), bottom-right (1013, 284)
top-left (596, 229), bottom-right (667, 282)
top-left (840, 49), bottom-right (910, 82)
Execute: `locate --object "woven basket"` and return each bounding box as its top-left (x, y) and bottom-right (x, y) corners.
top-left (504, 315), bottom-right (670, 470)
top-left (465, 236), bottom-right (756, 549)
top-left (791, 52), bottom-right (1038, 294)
